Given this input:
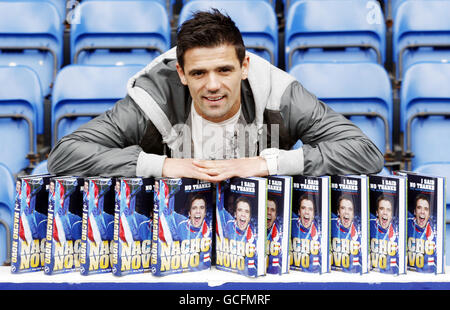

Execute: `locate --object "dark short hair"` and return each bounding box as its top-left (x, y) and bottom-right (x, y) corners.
top-left (234, 196), bottom-right (252, 215)
top-left (295, 193), bottom-right (316, 215)
top-left (376, 194), bottom-right (394, 211)
top-left (337, 194), bottom-right (354, 210)
top-left (176, 9), bottom-right (246, 69)
top-left (415, 193), bottom-right (430, 208)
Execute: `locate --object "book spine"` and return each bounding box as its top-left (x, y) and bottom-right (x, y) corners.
top-left (361, 176), bottom-right (369, 274)
top-left (321, 176), bottom-right (330, 274)
top-left (112, 182), bottom-right (121, 276)
top-left (150, 180), bottom-right (161, 276)
top-left (79, 184), bottom-right (89, 275)
top-left (398, 176), bottom-right (407, 275)
top-left (10, 183), bottom-right (21, 273)
top-left (43, 193), bottom-right (55, 275)
top-left (257, 178), bottom-right (268, 277)
top-left (436, 177), bottom-right (445, 274)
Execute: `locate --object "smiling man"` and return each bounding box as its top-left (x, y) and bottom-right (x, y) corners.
top-left (47, 9), bottom-right (384, 181)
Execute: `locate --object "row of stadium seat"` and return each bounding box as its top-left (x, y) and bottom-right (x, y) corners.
top-left (1, 61), bottom-right (449, 174)
top-left (1, 0), bottom-right (449, 98)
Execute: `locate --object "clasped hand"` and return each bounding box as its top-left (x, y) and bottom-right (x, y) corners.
top-left (161, 157), bottom-right (269, 183)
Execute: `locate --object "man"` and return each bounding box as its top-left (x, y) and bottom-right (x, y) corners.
top-left (407, 194), bottom-right (436, 272)
top-left (331, 195), bottom-right (361, 272)
top-left (266, 198), bottom-right (282, 274)
top-left (291, 194), bottom-right (321, 272)
top-left (47, 9), bottom-right (384, 181)
top-left (217, 194), bottom-right (256, 276)
top-left (166, 194), bottom-right (210, 241)
top-left (370, 195), bottom-right (398, 273)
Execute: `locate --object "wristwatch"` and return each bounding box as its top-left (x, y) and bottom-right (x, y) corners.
top-left (260, 148), bottom-right (279, 176)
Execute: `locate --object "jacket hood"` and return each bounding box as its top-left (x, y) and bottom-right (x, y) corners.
top-left (126, 47), bottom-right (295, 149)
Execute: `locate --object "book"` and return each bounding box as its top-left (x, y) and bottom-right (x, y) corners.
top-left (44, 176), bottom-right (84, 275)
top-left (368, 174), bottom-right (407, 275)
top-left (215, 177), bottom-right (267, 277)
top-left (79, 177), bottom-right (116, 275)
top-left (266, 175), bottom-right (293, 275)
top-left (11, 174), bottom-right (51, 273)
top-left (151, 178), bottom-right (213, 276)
top-left (112, 177), bottom-right (154, 276)
top-left (330, 175), bottom-right (369, 274)
top-left (395, 171), bottom-right (446, 274)
top-left (290, 175), bottom-right (330, 274)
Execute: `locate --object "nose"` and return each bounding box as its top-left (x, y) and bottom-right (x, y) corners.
top-left (206, 73), bottom-right (220, 92)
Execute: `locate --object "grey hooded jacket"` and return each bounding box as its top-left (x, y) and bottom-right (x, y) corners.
top-left (47, 48), bottom-right (384, 177)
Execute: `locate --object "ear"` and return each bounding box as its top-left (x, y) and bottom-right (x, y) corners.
top-left (241, 55), bottom-right (250, 80)
top-left (176, 62), bottom-right (188, 85)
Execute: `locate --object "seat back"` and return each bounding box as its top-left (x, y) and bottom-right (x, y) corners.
top-left (400, 63), bottom-right (450, 169)
top-left (179, 0), bottom-right (279, 65)
top-left (289, 62), bottom-right (392, 154)
top-left (51, 64), bottom-right (142, 145)
top-left (393, 0), bottom-right (450, 80)
top-left (0, 1), bottom-right (63, 97)
top-left (0, 66), bottom-right (42, 174)
top-left (71, 0), bottom-right (171, 65)
top-left (285, 0), bottom-right (386, 70)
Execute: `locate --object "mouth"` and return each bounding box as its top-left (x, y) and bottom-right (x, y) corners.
top-left (193, 215), bottom-right (202, 223)
top-left (203, 95), bottom-right (225, 104)
top-left (417, 215), bottom-right (427, 226)
top-left (302, 216), bottom-right (311, 225)
top-left (239, 218), bottom-right (247, 228)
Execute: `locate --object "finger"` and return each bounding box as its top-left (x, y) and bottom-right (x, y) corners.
top-left (192, 159), bottom-right (227, 169)
top-left (195, 166), bottom-right (223, 177)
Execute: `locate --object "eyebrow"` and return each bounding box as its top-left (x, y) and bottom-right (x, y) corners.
top-left (187, 65), bottom-right (236, 76)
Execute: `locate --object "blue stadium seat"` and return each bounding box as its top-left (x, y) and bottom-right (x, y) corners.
top-left (400, 63), bottom-right (450, 170)
top-left (83, 0), bottom-right (175, 20)
top-left (31, 160), bottom-right (49, 176)
top-left (1, 0), bottom-right (67, 21)
top-left (0, 163), bottom-right (15, 266)
top-left (178, 0), bottom-right (279, 65)
top-left (70, 0), bottom-right (171, 66)
top-left (393, 0), bottom-right (450, 80)
top-left (0, 1), bottom-right (64, 98)
top-left (413, 162), bottom-right (450, 266)
top-left (289, 62), bottom-right (393, 155)
top-left (51, 64), bottom-right (142, 145)
top-left (0, 66), bottom-right (42, 174)
top-left (183, 0), bottom-right (276, 9)
top-left (285, 0), bottom-right (386, 70)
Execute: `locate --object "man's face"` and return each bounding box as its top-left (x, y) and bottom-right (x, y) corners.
top-left (376, 199), bottom-right (393, 230)
top-left (267, 200), bottom-right (277, 229)
top-left (189, 198), bottom-right (206, 228)
top-left (299, 199), bottom-right (315, 229)
top-left (338, 198), bottom-right (354, 229)
top-left (176, 44), bottom-right (249, 123)
top-left (415, 198), bottom-right (430, 228)
top-left (235, 201), bottom-right (251, 231)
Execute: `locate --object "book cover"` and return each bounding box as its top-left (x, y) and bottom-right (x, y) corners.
top-left (112, 177), bottom-right (154, 276)
top-left (368, 174), bottom-right (407, 275)
top-left (151, 178), bottom-right (213, 276)
top-left (330, 175), bottom-right (369, 274)
top-left (215, 177), bottom-right (267, 277)
top-left (79, 177), bottom-right (116, 275)
top-left (395, 171), bottom-right (446, 274)
top-left (44, 176), bottom-right (84, 275)
top-left (290, 175), bottom-right (330, 274)
top-left (11, 174), bottom-right (51, 273)
top-left (266, 176), bottom-right (292, 275)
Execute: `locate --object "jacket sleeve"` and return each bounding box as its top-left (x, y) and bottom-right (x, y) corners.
top-left (47, 95), bottom-right (165, 177)
top-left (277, 81), bottom-right (384, 176)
